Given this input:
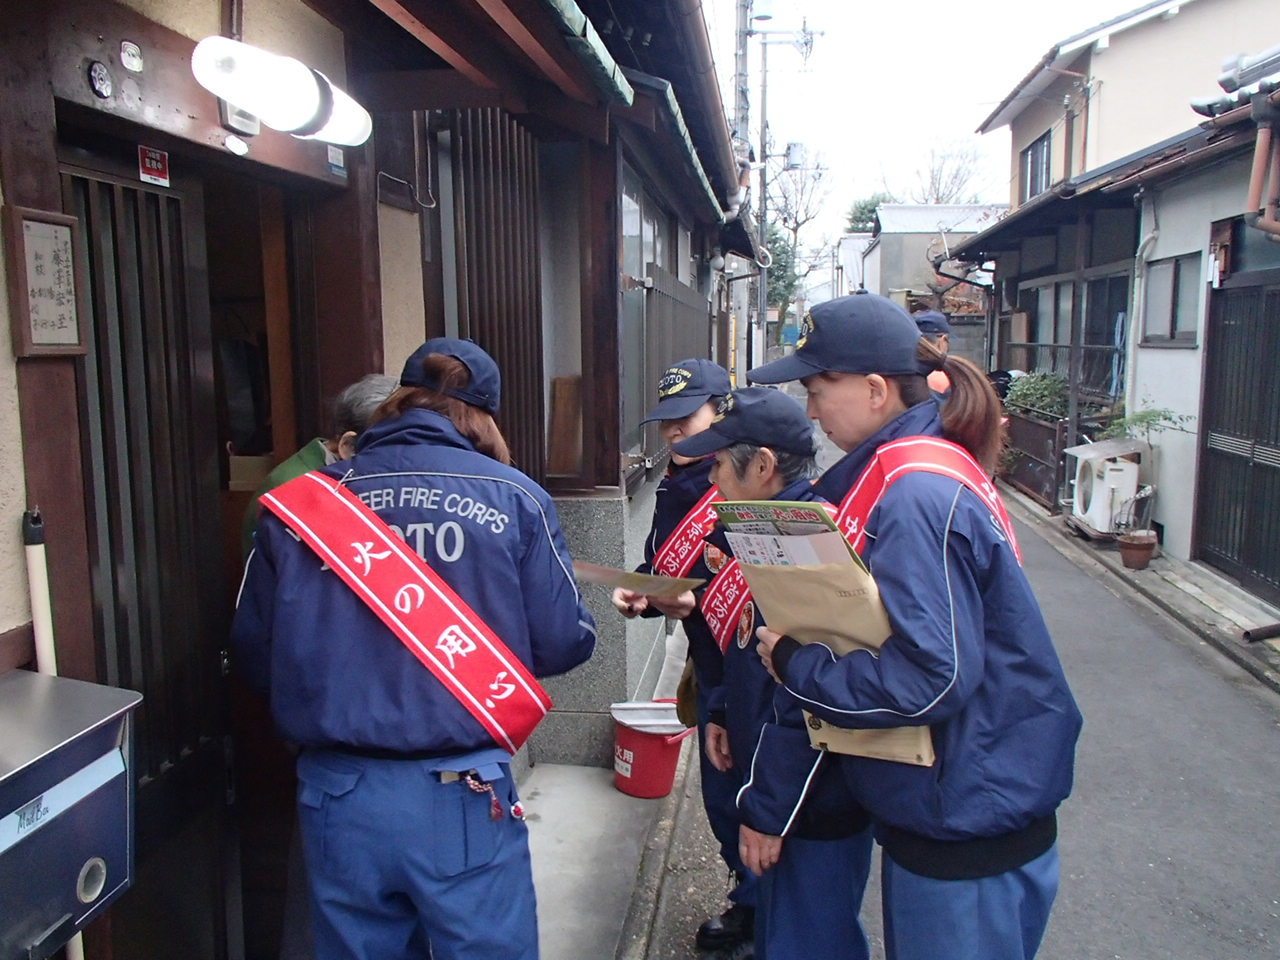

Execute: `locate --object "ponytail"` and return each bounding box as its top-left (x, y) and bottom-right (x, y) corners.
top-left (372, 354), bottom-right (513, 465)
top-left (892, 338), bottom-right (1003, 473)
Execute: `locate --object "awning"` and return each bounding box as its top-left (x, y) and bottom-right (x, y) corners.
top-left (948, 125), bottom-right (1219, 264)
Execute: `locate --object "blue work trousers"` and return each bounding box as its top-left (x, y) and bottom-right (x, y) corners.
top-left (696, 681), bottom-right (758, 908)
top-left (755, 829), bottom-right (873, 960)
top-left (295, 749), bottom-right (537, 960)
top-left (881, 844), bottom-right (1060, 960)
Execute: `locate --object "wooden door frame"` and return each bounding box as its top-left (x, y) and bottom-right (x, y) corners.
top-left (0, 5), bottom-right (97, 684)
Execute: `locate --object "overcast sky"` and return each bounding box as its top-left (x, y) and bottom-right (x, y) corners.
top-left (699, 0), bottom-right (1146, 246)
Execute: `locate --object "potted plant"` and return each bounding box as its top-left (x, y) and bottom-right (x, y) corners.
top-left (1117, 528), bottom-right (1159, 570)
top-left (1098, 405), bottom-right (1193, 447)
top-left (1100, 402), bottom-right (1194, 570)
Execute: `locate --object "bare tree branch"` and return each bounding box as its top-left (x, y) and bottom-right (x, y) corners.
top-left (910, 146), bottom-right (982, 204)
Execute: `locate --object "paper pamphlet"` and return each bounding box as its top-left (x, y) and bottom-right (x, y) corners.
top-left (572, 561), bottom-right (704, 599)
top-left (715, 500), bottom-right (935, 767)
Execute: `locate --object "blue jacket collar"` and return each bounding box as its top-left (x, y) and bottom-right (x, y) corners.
top-left (356, 408), bottom-right (478, 454)
top-left (814, 400), bottom-right (943, 502)
top-left (775, 476), bottom-right (820, 503)
top-left (665, 455), bottom-right (715, 495)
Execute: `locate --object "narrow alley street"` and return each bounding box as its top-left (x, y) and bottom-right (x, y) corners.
top-left (642, 509), bottom-right (1280, 959)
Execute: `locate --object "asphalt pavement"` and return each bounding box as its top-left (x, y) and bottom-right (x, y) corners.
top-left (632, 509), bottom-right (1280, 959)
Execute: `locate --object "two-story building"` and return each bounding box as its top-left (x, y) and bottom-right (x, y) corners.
top-left (951, 0), bottom-right (1280, 606)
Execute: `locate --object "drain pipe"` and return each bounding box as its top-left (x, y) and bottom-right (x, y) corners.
top-left (1244, 92), bottom-right (1280, 239)
top-left (1128, 191), bottom-right (1159, 415)
top-left (24, 510), bottom-right (87, 960)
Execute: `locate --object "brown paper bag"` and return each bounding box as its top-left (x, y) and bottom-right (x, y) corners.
top-left (736, 561), bottom-right (936, 767)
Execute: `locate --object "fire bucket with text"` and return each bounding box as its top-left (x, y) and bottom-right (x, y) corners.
top-left (609, 700), bottom-right (695, 799)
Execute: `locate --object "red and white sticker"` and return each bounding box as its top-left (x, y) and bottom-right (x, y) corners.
top-left (138, 146), bottom-right (170, 187)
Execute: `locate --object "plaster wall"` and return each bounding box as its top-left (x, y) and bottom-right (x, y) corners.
top-left (1009, 67), bottom-right (1082, 206)
top-left (116, 0), bottom-right (219, 41)
top-left (884, 233), bottom-right (945, 295)
top-left (243, 0), bottom-right (347, 88)
top-left (1090, 1), bottom-right (1280, 169)
top-left (861, 242), bottom-right (881, 296)
top-left (1129, 154), bottom-right (1251, 560)
top-left (377, 204), bottom-right (426, 374)
top-left (115, 0), bottom-right (347, 89)
top-left (0, 181), bottom-right (33, 634)
top-left (539, 142), bottom-right (583, 455)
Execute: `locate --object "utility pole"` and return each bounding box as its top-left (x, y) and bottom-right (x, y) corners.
top-left (733, 0), bottom-right (751, 150)
top-left (756, 37), bottom-right (770, 367)
top-left (733, 0), bottom-right (754, 381)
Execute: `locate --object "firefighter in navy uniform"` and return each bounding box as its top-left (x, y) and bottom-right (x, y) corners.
top-left (609, 359), bottom-right (758, 953)
top-left (673, 388), bottom-right (873, 960)
top-left (231, 338), bottom-right (596, 960)
top-left (749, 295), bottom-right (1082, 960)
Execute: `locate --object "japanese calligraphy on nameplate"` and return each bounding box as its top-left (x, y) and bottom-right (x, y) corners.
top-left (4, 206), bottom-right (86, 357)
top-left (23, 220), bottom-right (78, 345)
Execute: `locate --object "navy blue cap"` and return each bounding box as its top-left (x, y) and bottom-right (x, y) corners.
top-left (747, 292), bottom-right (930, 384)
top-left (671, 387), bottom-right (816, 459)
top-left (640, 358), bottom-right (732, 423)
top-left (399, 337), bottom-right (501, 414)
top-left (913, 310), bottom-right (951, 335)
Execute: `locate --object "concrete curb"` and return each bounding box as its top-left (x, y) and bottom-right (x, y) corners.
top-left (614, 737), bottom-right (696, 960)
top-left (1001, 484), bottom-right (1280, 698)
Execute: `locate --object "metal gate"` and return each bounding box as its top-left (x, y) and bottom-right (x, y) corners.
top-left (61, 163), bottom-right (235, 958)
top-left (1197, 283), bottom-right (1280, 604)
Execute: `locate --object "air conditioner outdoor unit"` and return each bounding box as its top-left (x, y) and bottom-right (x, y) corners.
top-left (1072, 457), bottom-right (1139, 534)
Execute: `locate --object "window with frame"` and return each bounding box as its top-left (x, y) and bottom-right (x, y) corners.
top-left (1020, 131), bottom-right (1052, 204)
top-left (1142, 253), bottom-right (1201, 344)
top-left (619, 164), bottom-right (681, 467)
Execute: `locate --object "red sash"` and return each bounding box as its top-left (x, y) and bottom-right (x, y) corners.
top-left (702, 559), bottom-right (752, 653)
top-left (261, 472), bottom-right (551, 754)
top-left (704, 500), bottom-right (839, 652)
top-left (651, 484), bottom-right (724, 578)
top-left (834, 436), bottom-right (1022, 564)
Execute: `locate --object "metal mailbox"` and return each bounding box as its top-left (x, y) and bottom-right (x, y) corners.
top-left (0, 670), bottom-right (142, 960)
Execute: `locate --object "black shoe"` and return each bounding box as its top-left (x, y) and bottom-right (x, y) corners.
top-left (695, 903), bottom-right (754, 951)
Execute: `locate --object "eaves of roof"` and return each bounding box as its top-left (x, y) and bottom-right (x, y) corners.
top-left (721, 208), bottom-right (762, 262)
top-left (976, 0), bottom-right (1202, 134)
top-left (541, 0), bottom-right (635, 106)
top-left (622, 67), bottom-right (722, 224)
top-left (950, 123), bottom-right (1217, 262)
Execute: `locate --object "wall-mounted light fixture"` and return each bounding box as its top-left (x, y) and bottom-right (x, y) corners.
top-left (191, 36), bottom-right (372, 146)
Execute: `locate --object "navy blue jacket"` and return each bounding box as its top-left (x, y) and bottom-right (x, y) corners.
top-left (231, 409), bottom-right (596, 754)
top-left (702, 479), bottom-right (869, 841)
top-left (639, 457), bottom-right (722, 687)
top-left (774, 402), bottom-right (1082, 856)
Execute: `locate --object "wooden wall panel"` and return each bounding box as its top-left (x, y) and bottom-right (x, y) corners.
top-left (0, 4), bottom-right (98, 684)
top-left (451, 109), bottom-right (545, 482)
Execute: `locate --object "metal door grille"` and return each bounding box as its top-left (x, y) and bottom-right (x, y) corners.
top-left (1197, 284), bottom-right (1280, 602)
top-left (61, 168), bottom-right (226, 805)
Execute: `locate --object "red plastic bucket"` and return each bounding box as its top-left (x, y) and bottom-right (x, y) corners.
top-left (610, 699), bottom-right (695, 799)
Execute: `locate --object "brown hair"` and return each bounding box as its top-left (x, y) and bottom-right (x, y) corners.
top-left (890, 338), bottom-right (1003, 473)
top-left (372, 354), bottom-right (513, 465)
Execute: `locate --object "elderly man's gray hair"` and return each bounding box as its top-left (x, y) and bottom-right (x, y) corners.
top-left (333, 374), bottom-right (398, 437)
top-left (722, 441), bottom-right (818, 487)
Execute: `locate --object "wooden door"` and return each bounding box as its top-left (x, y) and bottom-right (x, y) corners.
top-left (60, 161), bottom-right (239, 960)
top-left (1197, 284), bottom-right (1280, 604)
